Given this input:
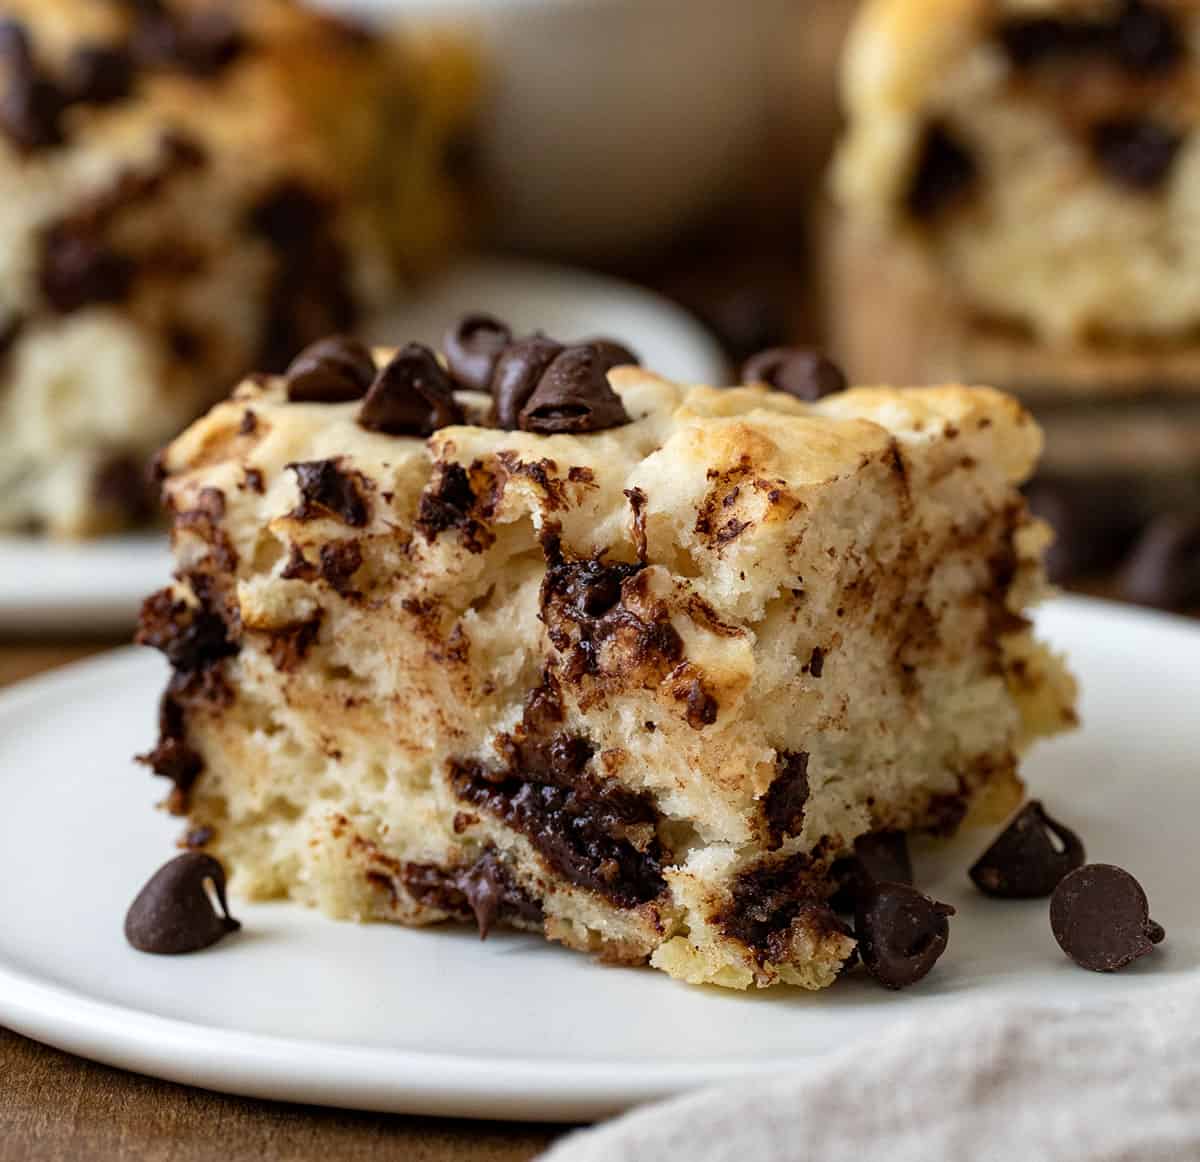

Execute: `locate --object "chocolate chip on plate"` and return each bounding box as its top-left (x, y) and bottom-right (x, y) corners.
top-left (1092, 117), bottom-right (1182, 191)
top-left (288, 459), bottom-right (368, 526)
top-left (125, 852), bottom-right (241, 955)
top-left (1118, 511), bottom-right (1200, 610)
top-left (1051, 863), bottom-right (1165, 972)
top-left (518, 344), bottom-right (632, 435)
top-left (358, 342), bottom-right (464, 436)
top-left (285, 335), bottom-right (375, 403)
top-left (970, 800), bottom-right (1086, 898)
top-left (741, 347), bottom-right (847, 401)
top-left (443, 312), bottom-right (512, 392)
top-left (831, 831), bottom-right (913, 912)
top-left (855, 881), bottom-right (955, 989)
top-left (490, 333), bottom-right (564, 430)
top-left (855, 831), bottom-right (914, 888)
top-left (579, 337), bottom-right (640, 371)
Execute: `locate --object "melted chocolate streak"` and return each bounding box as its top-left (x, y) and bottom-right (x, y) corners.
top-left (450, 757), bottom-right (668, 908)
top-left (539, 533), bottom-right (683, 685)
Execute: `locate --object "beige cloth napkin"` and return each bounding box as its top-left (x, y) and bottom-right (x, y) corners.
top-left (542, 983), bottom-right (1200, 1162)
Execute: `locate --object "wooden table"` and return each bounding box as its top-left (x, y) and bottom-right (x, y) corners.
top-left (0, 641), bottom-right (564, 1161)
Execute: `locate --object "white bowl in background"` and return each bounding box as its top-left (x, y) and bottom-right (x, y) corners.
top-left (316, 0), bottom-right (783, 259)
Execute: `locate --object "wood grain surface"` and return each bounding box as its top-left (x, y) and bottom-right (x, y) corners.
top-left (0, 641), bottom-right (563, 1162)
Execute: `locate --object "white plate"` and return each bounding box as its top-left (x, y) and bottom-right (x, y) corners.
top-left (0, 533), bottom-right (171, 635)
top-left (1, 597), bottom-right (1196, 1122)
top-left (367, 258), bottom-right (728, 385)
top-left (0, 260), bottom-right (725, 635)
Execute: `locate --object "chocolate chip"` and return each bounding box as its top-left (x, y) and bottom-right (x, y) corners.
top-left (417, 462), bottom-right (476, 541)
top-left (63, 44), bottom-right (134, 106)
top-left (40, 222), bottom-right (135, 314)
top-left (742, 347), bottom-right (847, 401)
top-left (853, 831), bottom-right (914, 889)
top-left (490, 334), bottom-right (564, 430)
top-left (318, 540), bottom-right (363, 595)
top-left (762, 751), bottom-right (810, 849)
top-left (906, 122), bottom-right (978, 221)
top-left (443, 312), bottom-right (512, 392)
top-left (1092, 118), bottom-right (1182, 190)
top-left (136, 586), bottom-right (238, 673)
top-left (285, 336), bottom-right (375, 404)
top-left (358, 343), bottom-right (464, 436)
top-left (0, 21), bottom-right (66, 151)
top-left (1118, 511), bottom-right (1200, 609)
top-left (1051, 863), bottom-right (1164, 972)
top-left (287, 459), bottom-right (368, 526)
top-left (681, 679), bottom-right (718, 729)
top-left (133, 7), bottom-right (245, 78)
top-left (1115, 0), bottom-right (1183, 75)
top-left (831, 830), bottom-right (913, 912)
top-left (970, 801), bottom-right (1085, 899)
top-left (518, 345), bottom-right (631, 435)
top-left (998, 3), bottom-right (1181, 76)
top-left (578, 338), bottom-right (640, 370)
top-left (125, 853), bottom-right (241, 955)
top-left (855, 882), bottom-right (955, 989)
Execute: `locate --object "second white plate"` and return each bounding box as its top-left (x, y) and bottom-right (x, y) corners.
top-left (0, 259), bottom-right (726, 634)
top-left (0, 598), bottom-right (1196, 1121)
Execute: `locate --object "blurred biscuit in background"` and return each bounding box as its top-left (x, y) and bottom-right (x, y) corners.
top-left (0, 0), bottom-right (476, 537)
top-left (824, 0), bottom-right (1200, 604)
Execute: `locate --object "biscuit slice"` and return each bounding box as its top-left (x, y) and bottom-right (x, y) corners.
top-left (139, 338), bottom-right (1076, 990)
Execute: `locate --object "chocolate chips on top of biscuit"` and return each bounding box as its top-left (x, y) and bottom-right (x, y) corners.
top-left (518, 344), bottom-right (631, 435)
top-left (125, 852), bottom-right (241, 955)
top-left (1051, 863), bottom-right (1165, 972)
top-left (742, 347), bottom-right (847, 401)
top-left (358, 342), bottom-right (464, 436)
top-left (440, 312), bottom-right (637, 433)
top-left (970, 800), bottom-right (1085, 899)
top-left (855, 881), bottom-right (955, 990)
top-left (443, 312), bottom-right (513, 392)
top-left (490, 334), bottom-right (565, 430)
top-left (578, 337), bottom-right (640, 371)
top-left (830, 830), bottom-right (913, 913)
top-left (286, 336), bottom-right (376, 404)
